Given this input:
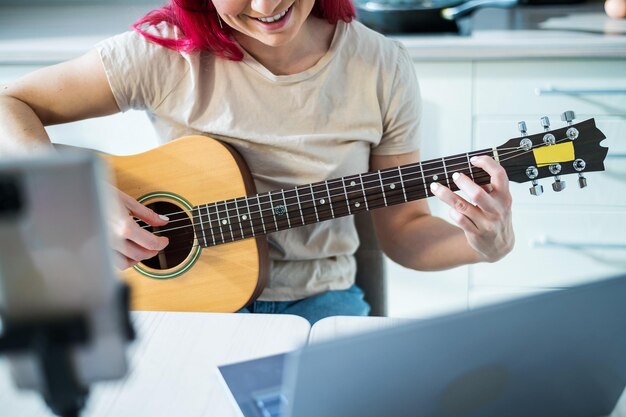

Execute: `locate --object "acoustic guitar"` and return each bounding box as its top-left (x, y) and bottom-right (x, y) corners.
top-left (102, 114), bottom-right (607, 312)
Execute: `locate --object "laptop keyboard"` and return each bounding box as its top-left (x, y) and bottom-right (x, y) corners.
top-left (254, 391), bottom-right (287, 417)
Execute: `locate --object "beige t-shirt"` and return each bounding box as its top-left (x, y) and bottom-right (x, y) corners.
top-left (96, 19), bottom-right (422, 301)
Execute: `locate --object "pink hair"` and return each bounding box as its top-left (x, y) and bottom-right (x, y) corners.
top-left (133, 1), bottom-right (356, 61)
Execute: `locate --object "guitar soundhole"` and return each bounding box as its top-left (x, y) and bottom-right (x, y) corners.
top-left (137, 201), bottom-right (194, 270)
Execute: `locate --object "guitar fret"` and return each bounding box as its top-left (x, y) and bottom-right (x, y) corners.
top-left (244, 197), bottom-right (255, 237)
top-left (196, 206), bottom-right (208, 247)
top-left (466, 152), bottom-right (475, 181)
top-left (234, 197), bottom-right (245, 239)
top-left (190, 207), bottom-right (202, 247)
top-left (205, 205), bottom-right (216, 246)
top-left (324, 181), bottom-right (336, 218)
top-left (342, 178), bottom-right (352, 215)
top-left (359, 174), bottom-right (369, 210)
top-left (295, 186), bottom-right (306, 226)
top-left (378, 171), bottom-right (388, 207)
top-left (418, 163), bottom-right (429, 197)
top-left (212, 202), bottom-right (226, 244)
top-left (257, 195), bottom-right (267, 234)
top-left (282, 189), bottom-right (291, 228)
top-left (223, 200), bottom-right (235, 241)
top-left (442, 157), bottom-right (451, 188)
top-left (492, 147), bottom-right (500, 163)
top-left (398, 167), bottom-right (408, 202)
top-left (310, 184), bottom-right (319, 222)
top-left (268, 191), bottom-right (279, 231)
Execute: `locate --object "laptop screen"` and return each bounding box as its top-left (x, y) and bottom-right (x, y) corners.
top-left (284, 274), bottom-right (626, 417)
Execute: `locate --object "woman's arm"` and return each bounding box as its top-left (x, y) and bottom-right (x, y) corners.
top-left (0, 49), bottom-right (119, 153)
top-left (369, 150), bottom-right (515, 271)
top-left (0, 50), bottom-right (169, 268)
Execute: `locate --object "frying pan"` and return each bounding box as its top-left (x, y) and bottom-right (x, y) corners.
top-left (355, 0), bottom-right (520, 35)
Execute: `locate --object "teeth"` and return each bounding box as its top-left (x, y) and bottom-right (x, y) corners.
top-left (256, 7), bottom-right (289, 23)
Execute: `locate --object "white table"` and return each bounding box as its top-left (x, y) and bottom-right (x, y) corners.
top-left (0, 312), bottom-right (310, 417)
top-left (2, 313), bottom-right (626, 417)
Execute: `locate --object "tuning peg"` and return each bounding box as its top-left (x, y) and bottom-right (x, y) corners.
top-left (549, 164), bottom-right (566, 192)
top-left (574, 159), bottom-right (587, 189)
top-left (552, 176), bottom-right (566, 192)
top-left (542, 116), bottom-right (556, 145)
top-left (518, 121), bottom-right (528, 136)
top-left (560, 110), bottom-right (576, 126)
top-left (530, 180), bottom-right (544, 196)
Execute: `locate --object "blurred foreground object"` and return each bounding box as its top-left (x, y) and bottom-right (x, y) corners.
top-left (606, 0), bottom-right (626, 18)
top-left (0, 153), bottom-right (134, 417)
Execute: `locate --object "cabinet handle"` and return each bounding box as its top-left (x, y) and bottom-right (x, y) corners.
top-left (607, 153), bottom-right (626, 159)
top-left (531, 236), bottom-right (626, 250)
top-left (535, 87), bottom-right (626, 96)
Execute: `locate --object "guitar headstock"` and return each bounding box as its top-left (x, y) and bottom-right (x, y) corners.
top-left (496, 111), bottom-right (608, 196)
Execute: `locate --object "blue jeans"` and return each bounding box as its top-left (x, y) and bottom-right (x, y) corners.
top-left (237, 284), bottom-right (371, 325)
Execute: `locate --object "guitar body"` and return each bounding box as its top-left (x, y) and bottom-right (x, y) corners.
top-left (102, 135), bottom-right (268, 313)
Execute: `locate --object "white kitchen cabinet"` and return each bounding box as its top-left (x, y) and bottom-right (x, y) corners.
top-left (472, 207), bottom-right (626, 286)
top-left (388, 58), bottom-right (626, 316)
top-left (469, 59), bottom-right (626, 307)
top-left (474, 60), bottom-right (626, 117)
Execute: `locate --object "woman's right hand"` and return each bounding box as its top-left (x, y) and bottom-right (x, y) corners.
top-left (111, 188), bottom-right (170, 270)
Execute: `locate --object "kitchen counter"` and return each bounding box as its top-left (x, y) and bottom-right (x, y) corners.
top-left (399, 3), bottom-right (626, 60)
top-left (0, 3), bottom-right (625, 63)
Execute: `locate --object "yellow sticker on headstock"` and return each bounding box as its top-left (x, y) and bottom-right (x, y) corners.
top-left (533, 142), bottom-right (575, 167)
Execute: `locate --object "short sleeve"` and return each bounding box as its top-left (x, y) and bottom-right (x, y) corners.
top-left (371, 43), bottom-right (422, 156)
top-left (95, 25), bottom-right (189, 112)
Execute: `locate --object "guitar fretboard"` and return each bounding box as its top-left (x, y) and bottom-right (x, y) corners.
top-left (191, 149), bottom-right (494, 246)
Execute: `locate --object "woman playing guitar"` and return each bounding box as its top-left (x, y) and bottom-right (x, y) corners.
top-left (0, 0), bottom-right (514, 324)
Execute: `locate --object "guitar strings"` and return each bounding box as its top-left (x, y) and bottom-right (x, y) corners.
top-left (137, 161), bottom-right (532, 261)
top-left (139, 141), bottom-right (560, 260)
top-left (135, 143), bottom-right (527, 231)
top-left (135, 146), bottom-right (516, 226)
top-left (137, 136), bottom-right (568, 234)
top-left (134, 149), bottom-right (560, 250)
top-left (143, 165), bottom-right (489, 236)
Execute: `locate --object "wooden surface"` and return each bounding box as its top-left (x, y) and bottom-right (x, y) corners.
top-left (0, 312), bottom-right (310, 417)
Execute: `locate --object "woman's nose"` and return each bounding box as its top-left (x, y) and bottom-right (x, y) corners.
top-left (250, 0), bottom-right (283, 16)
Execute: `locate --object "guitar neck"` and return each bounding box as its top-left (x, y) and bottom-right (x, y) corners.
top-left (192, 148), bottom-right (495, 246)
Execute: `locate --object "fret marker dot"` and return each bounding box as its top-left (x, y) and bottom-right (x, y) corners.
top-left (432, 175), bottom-right (439, 181)
top-left (320, 199), bottom-right (325, 204)
top-left (350, 181), bottom-right (356, 186)
top-left (222, 219), bottom-right (228, 225)
top-left (355, 202), bottom-right (361, 208)
top-left (242, 215), bottom-right (248, 220)
top-left (390, 183), bottom-right (396, 190)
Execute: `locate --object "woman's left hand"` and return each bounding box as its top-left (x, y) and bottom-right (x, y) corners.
top-left (429, 155), bottom-right (515, 263)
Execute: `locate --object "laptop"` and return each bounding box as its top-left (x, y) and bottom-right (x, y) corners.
top-left (219, 273), bottom-right (626, 417)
